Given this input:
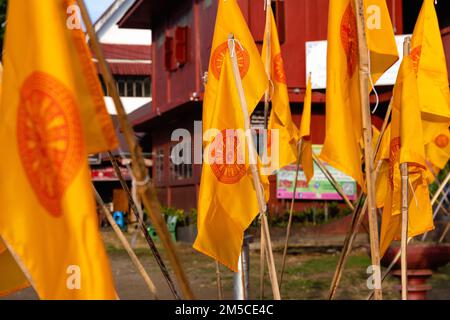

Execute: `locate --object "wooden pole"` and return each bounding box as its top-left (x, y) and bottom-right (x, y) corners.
top-left (240, 253), bottom-right (247, 300)
top-left (438, 222), bottom-right (450, 243)
top-left (107, 151), bottom-right (180, 299)
top-left (259, 224), bottom-right (266, 300)
top-left (260, 0), bottom-right (272, 300)
top-left (400, 162), bottom-right (409, 300)
top-left (77, 0), bottom-right (194, 299)
top-left (279, 139), bottom-right (303, 288)
top-left (93, 186), bottom-right (158, 299)
top-left (312, 153), bottom-right (355, 211)
top-left (367, 237), bottom-right (412, 300)
top-left (215, 261), bottom-right (224, 300)
top-left (328, 194), bottom-right (366, 299)
top-left (328, 93), bottom-right (392, 299)
top-left (367, 170), bottom-right (450, 298)
top-left (228, 34), bottom-right (281, 300)
top-left (353, 0), bottom-right (382, 300)
top-left (431, 171), bottom-right (450, 205)
top-left (400, 36), bottom-right (411, 301)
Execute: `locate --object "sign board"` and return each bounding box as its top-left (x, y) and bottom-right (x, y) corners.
top-left (276, 145), bottom-right (357, 200)
top-left (306, 35), bottom-right (411, 89)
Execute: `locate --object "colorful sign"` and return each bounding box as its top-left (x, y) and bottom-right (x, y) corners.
top-left (276, 145), bottom-right (357, 200)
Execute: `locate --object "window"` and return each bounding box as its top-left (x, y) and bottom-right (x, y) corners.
top-left (155, 148), bottom-right (165, 184)
top-left (115, 76), bottom-right (151, 98)
top-left (169, 146), bottom-right (193, 181)
top-left (164, 27), bottom-right (189, 72)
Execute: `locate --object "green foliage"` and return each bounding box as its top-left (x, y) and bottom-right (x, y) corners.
top-left (267, 201), bottom-right (353, 227)
top-left (161, 207), bottom-right (197, 226)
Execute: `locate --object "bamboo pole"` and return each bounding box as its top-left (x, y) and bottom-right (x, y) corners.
top-left (400, 162), bottom-right (409, 300)
top-left (107, 151), bottom-right (180, 299)
top-left (431, 171), bottom-right (450, 205)
top-left (439, 222), bottom-right (450, 243)
top-left (366, 237), bottom-right (412, 300)
top-left (367, 169), bottom-right (450, 298)
top-left (260, 0), bottom-right (272, 300)
top-left (328, 193), bottom-right (366, 299)
top-left (353, 0), bottom-right (382, 300)
top-left (240, 253), bottom-right (247, 300)
top-left (312, 153), bottom-right (355, 211)
top-left (328, 91), bottom-right (392, 299)
top-left (400, 36), bottom-right (411, 301)
top-left (228, 34), bottom-right (281, 300)
top-left (422, 188), bottom-right (449, 241)
top-left (259, 224), bottom-right (266, 300)
top-left (77, 0), bottom-right (194, 299)
top-left (279, 139), bottom-right (303, 288)
top-left (93, 186), bottom-right (158, 299)
top-left (215, 261), bottom-right (224, 300)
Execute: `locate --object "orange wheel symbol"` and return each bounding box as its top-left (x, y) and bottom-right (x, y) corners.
top-left (435, 134), bottom-right (449, 148)
top-left (17, 72), bottom-right (84, 217)
top-left (340, 3), bottom-right (358, 77)
top-left (209, 130), bottom-right (247, 184)
top-left (410, 46), bottom-right (422, 74)
top-left (273, 53), bottom-right (287, 84)
top-left (210, 41), bottom-right (250, 80)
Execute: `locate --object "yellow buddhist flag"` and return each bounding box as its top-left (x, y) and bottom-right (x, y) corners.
top-left (194, 0), bottom-right (268, 272)
top-left (411, 0), bottom-right (450, 120)
top-left (299, 74), bottom-right (314, 183)
top-left (0, 0), bottom-right (117, 299)
top-left (374, 124), bottom-right (391, 208)
top-left (320, 0), bottom-right (398, 188)
top-left (364, 0), bottom-right (400, 85)
top-left (263, 6), bottom-right (298, 172)
top-left (410, 0), bottom-right (450, 171)
top-left (379, 56), bottom-right (434, 256)
top-left (0, 64), bottom-right (30, 297)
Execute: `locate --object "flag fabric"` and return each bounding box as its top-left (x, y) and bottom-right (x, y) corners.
top-left (374, 124), bottom-right (392, 208)
top-left (0, 64), bottom-right (30, 297)
top-left (411, 0), bottom-right (450, 119)
top-left (364, 0), bottom-right (400, 85)
top-left (379, 56), bottom-right (434, 256)
top-left (0, 0), bottom-right (117, 299)
top-left (320, 0), bottom-right (398, 188)
top-left (299, 74), bottom-right (314, 184)
top-left (194, 0), bottom-right (268, 272)
top-left (410, 0), bottom-right (450, 171)
top-left (263, 6), bottom-right (298, 172)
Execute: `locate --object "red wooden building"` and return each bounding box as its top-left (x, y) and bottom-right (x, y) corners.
top-left (119, 0), bottom-right (450, 214)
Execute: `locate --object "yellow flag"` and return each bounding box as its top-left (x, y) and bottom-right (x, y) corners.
top-left (411, 0), bottom-right (450, 170)
top-left (379, 56), bottom-right (434, 256)
top-left (0, 64), bottom-right (30, 297)
top-left (299, 74), bottom-right (314, 183)
top-left (263, 6), bottom-right (298, 172)
top-left (364, 0), bottom-right (400, 85)
top-left (0, 0), bottom-right (117, 299)
top-left (202, 0), bottom-right (267, 132)
top-left (411, 0), bottom-right (450, 119)
top-left (320, 0), bottom-right (398, 188)
top-left (194, 0), bottom-right (268, 272)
